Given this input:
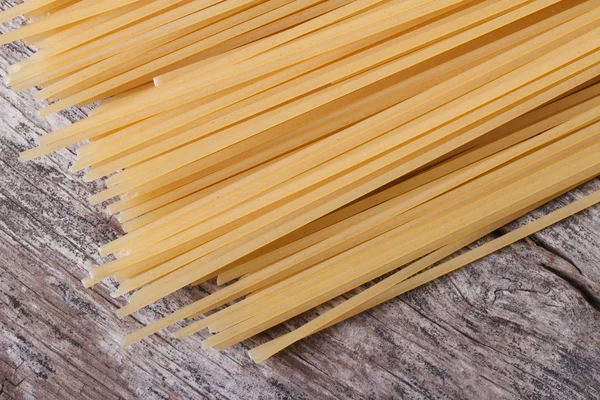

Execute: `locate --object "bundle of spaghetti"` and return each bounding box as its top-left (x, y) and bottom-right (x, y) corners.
top-left (18, 0), bottom-right (470, 156)
top-left (185, 121), bottom-right (600, 351)
top-left (117, 83), bottom-right (600, 338)
top-left (5, 0), bottom-right (358, 114)
top-left (112, 80), bottom-right (600, 292)
top-left (248, 186), bottom-right (600, 362)
top-left (71, 0), bottom-right (562, 174)
top-left (2, 0), bottom-right (599, 363)
top-left (86, 6), bottom-right (600, 290)
top-left (33, 0), bottom-right (354, 112)
top-left (68, 1), bottom-right (595, 311)
top-left (216, 83), bottom-right (600, 285)
top-left (118, 86), bottom-right (600, 345)
top-left (110, 69), bottom-right (600, 310)
top-left (83, 0), bottom-right (599, 197)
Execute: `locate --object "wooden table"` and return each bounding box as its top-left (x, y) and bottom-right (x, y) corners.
top-left (1, 15), bottom-right (599, 400)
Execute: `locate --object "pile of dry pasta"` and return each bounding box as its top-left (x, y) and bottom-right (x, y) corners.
top-left (2, 0), bottom-right (600, 362)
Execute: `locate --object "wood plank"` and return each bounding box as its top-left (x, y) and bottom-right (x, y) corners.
top-left (0, 3), bottom-right (599, 398)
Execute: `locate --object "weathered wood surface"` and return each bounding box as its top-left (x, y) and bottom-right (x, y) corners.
top-left (1, 13), bottom-right (599, 400)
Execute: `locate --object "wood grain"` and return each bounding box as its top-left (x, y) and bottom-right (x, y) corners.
top-left (0, 5), bottom-right (599, 399)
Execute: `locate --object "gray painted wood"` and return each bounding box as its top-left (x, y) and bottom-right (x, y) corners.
top-left (0, 8), bottom-right (599, 400)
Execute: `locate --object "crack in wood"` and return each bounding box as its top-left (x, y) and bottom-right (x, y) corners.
top-left (540, 263), bottom-right (600, 313)
top-left (531, 236), bottom-right (584, 275)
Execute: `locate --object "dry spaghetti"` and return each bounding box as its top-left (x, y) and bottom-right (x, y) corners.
top-left (1, 0), bottom-right (599, 362)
